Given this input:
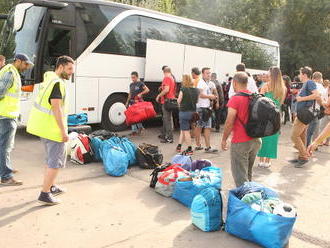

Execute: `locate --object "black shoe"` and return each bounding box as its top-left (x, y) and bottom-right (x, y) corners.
top-left (294, 159), bottom-right (309, 168)
top-left (176, 144), bottom-right (182, 153)
top-left (50, 185), bottom-right (66, 196)
top-left (161, 138), bottom-right (173, 143)
top-left (195, 146), bottom-right (204, 151)
top-left (158, 134), bottom-right (165, 139)
top-left (288, 159), bottom-right (299, 164)
top-left (38, 192), bottom-right (60, 206)
top-left (185, 147), bottom-right (193, 155)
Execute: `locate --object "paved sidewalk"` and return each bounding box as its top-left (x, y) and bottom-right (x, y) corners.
top-left (1, 124), bottom-right (329, 248)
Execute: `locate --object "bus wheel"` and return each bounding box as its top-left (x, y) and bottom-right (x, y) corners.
top-left (101, 94), bottom-right (128, 131)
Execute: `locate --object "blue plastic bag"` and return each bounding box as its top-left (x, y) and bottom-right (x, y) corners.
top-left (191, 187), bottom-right (223, 232)
top-left (106, 137), bottom-right (136, 166)
top-left (171, 154), bottom-right (192, 170)
top-left (225, 185), bottom-right (296, 248)
top-left (100, 142), bottom-right (129, 177)
top-left (68, 113), bottom-right (88, 126)
top-left (90, 137), bottom-right (103, 162)
top-left (172, 166), bottom-right (222, 208)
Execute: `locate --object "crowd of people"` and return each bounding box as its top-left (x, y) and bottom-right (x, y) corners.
top-left (127, 62), bottom-right (330, 187)
top-left (1, 52), bottom-right (330, 205)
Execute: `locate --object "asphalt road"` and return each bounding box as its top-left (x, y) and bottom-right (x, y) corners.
top-left (1, 124), bottom-right (329, 248)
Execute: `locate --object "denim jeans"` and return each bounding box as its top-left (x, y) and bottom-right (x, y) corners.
top-left (0, 118), bottom-right (17, 180)
top-left (306, 118), bottom-right (320, 147)
top-left (132, 123), bottom-right (143, 132)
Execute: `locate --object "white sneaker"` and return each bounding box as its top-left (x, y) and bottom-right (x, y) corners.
top-left (258, 162), bottom-right (265, 168)
top-left (263, 162), bottom-right (271, 168)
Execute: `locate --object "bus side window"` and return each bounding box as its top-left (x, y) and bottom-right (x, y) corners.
top-left (43, 27), bottom-right (71, 73)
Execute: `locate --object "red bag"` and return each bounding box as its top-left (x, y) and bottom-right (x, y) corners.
top-left (125, 101), bottom-right (156, 125)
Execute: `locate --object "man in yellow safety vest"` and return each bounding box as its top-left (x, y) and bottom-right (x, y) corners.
top-left (0, 54), bottom-right (33, 186)
top-left (27, 56), bottom-right (74, 205)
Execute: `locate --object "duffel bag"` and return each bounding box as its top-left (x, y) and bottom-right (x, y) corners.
top-left (136, 143), bottom-right (163, 169)
top-left (172, 166), bottom-right (222, 208)
top-left (68, 113), bottom-right (88, 126)
top-left (90, 137), bottom-right (103, 162)
top-left (125, 101), bottom-right (156, 125)
top-left (191, 187), bottom-right (223, 232)
top-left (70, 133), bottom-right (93, 165)
top-left (149, 163), bottom-right (172, 188)
top-left (155, 164), bottom-right (190, 197)
top-left (225, 183), bottom-right (296, 248)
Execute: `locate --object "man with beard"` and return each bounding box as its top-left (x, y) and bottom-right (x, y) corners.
top-left (27, 56), bottom-right (74, 205)
top-left (0, 54), bottom-right (33, 186)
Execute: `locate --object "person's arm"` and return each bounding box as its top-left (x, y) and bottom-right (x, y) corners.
top-left (228, 83), bottom-right (234, 98)
top-left (221, 107), bottom-right (237, 150)
top-left (51, 99), bottom-right (68, 142)
top-left (139, 85), bottom-right (150, 97)
top-left (125, 93), bottom-right (131, 107)
top-left (260, 83), bottom-right (268, 95)
top-left (212, 86), bottom-right (220, 109)
top-left (0, 72), bottom-right (13, 99)
top-left (156, 85), bottom-right (169, 102)
top-left (307, 122), bottom-right (330, 155)
top-left (296, 89), bottom-right (320, 102)
top-left (177, 91), bottom-right (183, 105)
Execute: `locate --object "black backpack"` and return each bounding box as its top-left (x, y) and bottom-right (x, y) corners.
top-left (236, 92), bottom-right (281, 138)
top-left (136, 143), bottom-right (163, 169)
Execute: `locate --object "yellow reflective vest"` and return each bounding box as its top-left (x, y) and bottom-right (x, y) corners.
top-left (27, 71), bottom-right (67, 142)
top-left (0, 64), bottom-right (21, 119)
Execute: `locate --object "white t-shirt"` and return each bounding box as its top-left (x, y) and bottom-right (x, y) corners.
top-left (229, 75), bottom-right (258, 98)
top-left (315, 82), bottom-right (328, 109)
top-left (196, 79), bottom-right (215, 108)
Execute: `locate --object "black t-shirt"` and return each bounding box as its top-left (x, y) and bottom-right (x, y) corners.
top-left (129, 81), bottom-right (145, 99)
top-left (180, 87), bottom-right (199, 112)
top-left (48, 82), bottom-right (62, 104)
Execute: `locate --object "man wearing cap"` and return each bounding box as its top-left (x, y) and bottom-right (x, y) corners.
top-left (0, 53), bottom-right (33, 186)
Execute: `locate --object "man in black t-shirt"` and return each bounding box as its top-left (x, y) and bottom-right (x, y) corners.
top-left (126, 71), bottom-right (149, 136)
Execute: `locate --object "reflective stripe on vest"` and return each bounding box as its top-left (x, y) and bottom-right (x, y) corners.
top-left (0, 64), bottom-right (21, 118)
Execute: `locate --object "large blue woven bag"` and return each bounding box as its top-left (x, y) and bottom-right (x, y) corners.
top-left (107, 137), bottom-right (136, 166)
top-left (191, 187), bottom-right (223, 232)
top-left (225, 185), bottom-right (296, 248)
top-left (172, 166), bottom-right (222, 208)
top-left (100, 142), bottom-right (129, 177)
top-left (90, 137), bottom-right (103, 162)
top-left (68, 113), bottom-right (88, 126)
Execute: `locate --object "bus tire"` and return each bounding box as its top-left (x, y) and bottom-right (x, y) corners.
top-left (101, 94), bottom-right (128, 131)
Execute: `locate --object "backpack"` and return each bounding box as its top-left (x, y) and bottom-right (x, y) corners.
top-left (237, 92), bottom-right (281, 138)
top-left (136, 143), bottom-right (163, 169)
top-left (191, 187), bottom-right (223, 232)
top-left (70, 133), bottom-right (93, 165)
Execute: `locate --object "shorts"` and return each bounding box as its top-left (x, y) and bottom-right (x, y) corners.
top-left (41, 138), bottom-right (67, 169)
top-left (196, 108), bottom-right (212, 128)
top-left (179, 111), bottom-right (193, 131)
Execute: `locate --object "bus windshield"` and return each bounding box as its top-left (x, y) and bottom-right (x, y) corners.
top-left (0, 5), bottom-right (46, 82)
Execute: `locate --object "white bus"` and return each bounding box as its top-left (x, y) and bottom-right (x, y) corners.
top-left (0, 0), bottom-right (280, 131)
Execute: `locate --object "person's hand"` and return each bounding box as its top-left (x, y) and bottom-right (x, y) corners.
top-left (315, 94), bottom-right (321, 102)
top-left (209, 94), bottom-right (217, 100)
top-left (62, 132), bottom-right (69, 143)
top-left (221, 139), bottom-right (228, 151)
top-left (215, 103), bottom-right (220, 110)
top-left (307, 142), bottom-right (318, 156)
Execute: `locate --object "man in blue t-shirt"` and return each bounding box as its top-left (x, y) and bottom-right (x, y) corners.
top-left (290, 66), bottom-right (320, 167)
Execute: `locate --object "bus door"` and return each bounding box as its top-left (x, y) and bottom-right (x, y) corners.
top-left (41, 24), bottom-right (76, 114)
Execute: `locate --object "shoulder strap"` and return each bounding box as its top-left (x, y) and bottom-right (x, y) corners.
top-left (235, 92), bottom-right (252, 97)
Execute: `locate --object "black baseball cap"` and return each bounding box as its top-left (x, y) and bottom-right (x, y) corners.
top-left (14, 53), bottom-right (34, 66)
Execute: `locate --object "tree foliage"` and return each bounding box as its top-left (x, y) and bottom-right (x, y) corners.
top-left (175, 0), bottom-right (330, 78)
